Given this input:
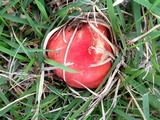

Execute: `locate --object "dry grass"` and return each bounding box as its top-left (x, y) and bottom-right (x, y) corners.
top-left (0, 0), bottom-right (160, 119)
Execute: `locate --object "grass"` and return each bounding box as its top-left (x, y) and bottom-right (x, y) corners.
top-left (0, 0), bottom-right (160, 119)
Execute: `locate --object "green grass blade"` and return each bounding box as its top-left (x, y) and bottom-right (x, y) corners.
top-left (0, 93), bottom-right (35, 116)
top-left (22, 0), bottom-right (32, 9)
top-left (116, 6), bottom-right (126, 30)
top-left (107, 0), bottom-right (118, 35)
top-left (121, 69), bottom-right (145, 88)
top-left (55, 1), bottom-right (84, 17)
top-left (21, 7), bottom-right (43, 38)
top-left (113, 108), bottom-right (137, 120)
top-left (15, 57), bottom-right (36, 83)
top-left (12, 30), bottom-right (32, 60)
top-left (133, 1), bottom-right (143, 59)
top-left (0, 45), bottom-right (29, 62)
top-left (0, 17), bottom-right (9, 27)
top-left (143, 93), bottom-right (150, 120)
top-left (118, 26), bottom-right (127, 51)
top-left (44, 59), bottom-right (78, 73)
top-left (129, 80), bottom-right (160, 112)
top-left (69, 99), bottom-right (91, 119)
top-left (24, 95), bottom-right (34, 115)
top-left (0, 0), bottom-right (18, 14)
top-left (0, 14), bottom-right (49, 29)
top-left (134, 0), bottom-right (160, 16)
top-left (35, 0), bottom-right (49, 21)
top-left (0, 91), bottom-right (10, 105)
top-left (48, 85), bottom-right (62, 97)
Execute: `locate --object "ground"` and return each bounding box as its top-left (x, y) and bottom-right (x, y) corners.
top-left (0, 0), bottom-right (160, 119)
